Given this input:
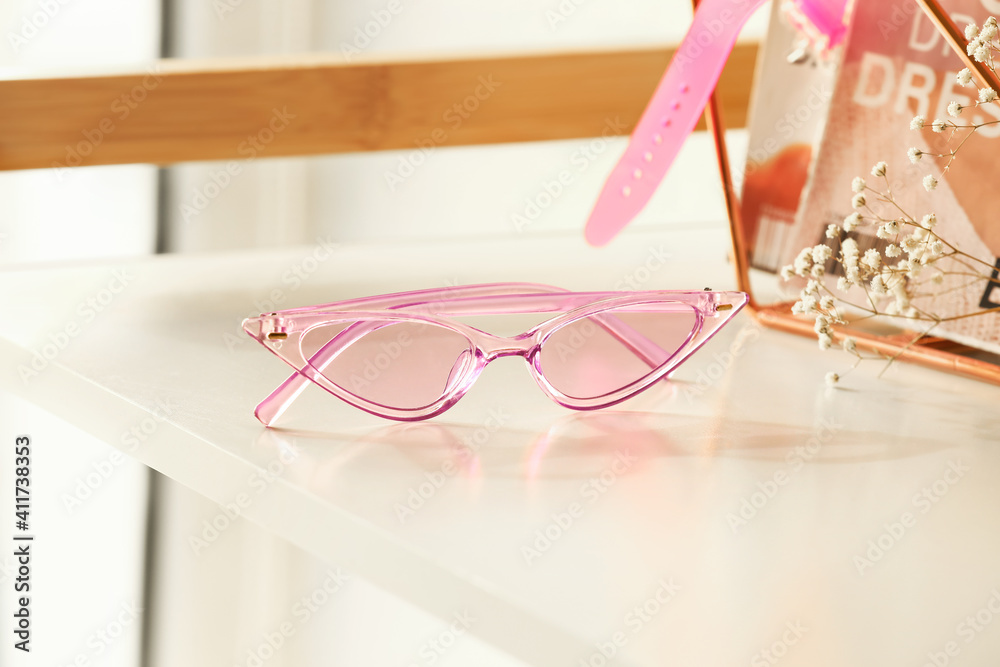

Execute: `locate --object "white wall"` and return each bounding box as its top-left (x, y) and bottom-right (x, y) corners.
top-left (167, 1), bottom-right (767, 251)
top-left (0, 2), bottom-right (159, 667)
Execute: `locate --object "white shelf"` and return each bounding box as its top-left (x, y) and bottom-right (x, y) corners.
top-left (3, 227), bottom-right (1000, 666)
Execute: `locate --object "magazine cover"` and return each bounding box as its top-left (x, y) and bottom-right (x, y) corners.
top-left (741, 1), bottom-right (843, 272)
top-left (788, 0), bottom-right (1000, 353)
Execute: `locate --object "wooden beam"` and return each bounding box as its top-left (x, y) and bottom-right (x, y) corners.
top-left (0, 45), bottom-right (757, 171)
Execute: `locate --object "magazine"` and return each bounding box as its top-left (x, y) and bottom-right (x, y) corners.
top-left (766, 0), bottom-right (1000, 353)
top-left (741, 1), bottom-right (842, 272)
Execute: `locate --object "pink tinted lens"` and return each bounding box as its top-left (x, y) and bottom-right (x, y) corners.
top-left (539, 303), bottom-right (699, 399)
top-left (301, 320), bottom-right (474, 410)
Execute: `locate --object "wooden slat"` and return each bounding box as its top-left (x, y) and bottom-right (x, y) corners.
top-left (0, 45), bottom-right (757, 171)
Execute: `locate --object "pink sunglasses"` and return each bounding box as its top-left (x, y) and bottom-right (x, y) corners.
top-left (243, 283), bottom-right (747, 423)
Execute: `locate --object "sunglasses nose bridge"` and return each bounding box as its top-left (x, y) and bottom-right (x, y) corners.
top-left (481, 335), bottom-right (535, 362)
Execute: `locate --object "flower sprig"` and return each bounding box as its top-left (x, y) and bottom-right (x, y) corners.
top-left (782, 21), bottom-right (1000, 385)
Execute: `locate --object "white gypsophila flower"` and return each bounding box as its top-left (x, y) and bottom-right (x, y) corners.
top-left (966, 22), bottom-right (980, 41)
top-left (814, 315), bottom-right (831, 335)
top-left (980, 87), bottom-right (998, 103)
top-left (908, 147), bottom-right (923, 163)
top-left (843, 212), bottom-right (862, 232)
top-left (877, 220), bottom-right (899, 239)
top-left (841, 237), bottom-right (859, 259)
top-left (975, 43), bottom-right (990, 62)
top-left (957, 68), bottom-right (974, 87)
top-left (933, 273), bottom-right (945, 284)
top-left (902, 235), bottom-right (921, 254)
top-left (885, 243), bottom-right (902, 258)
top-left (793, 247), bottom-right (813, 276)
top-left (870, 274), bottom-right (887, 294)
top-left (912, 226), bottom-right (929, 242)
top-left (982, 21), bottom-right (998, 41)
top-left (826, 223), bottom-right (841, 239)
top-left (818, 333), bottom-right (833, 350)
top-left (893, 281), bottom-right (911, 308)
top-left (910, 115), bottom-right (926, 130)
top-left (811, 264), bottom-right (825, 279)
top-left (780, 265), bottom-right (795, 281)
top-left (852, 193), bottom-right (866, 208)
top-left (837, 276), bottom-right (851, 292)
top-left (825, 371), bottom-right (839, 386)
top-left (968, 38), bottom-right (981, 56)
top-left (933, 119), bottom-right (947, 133)
top-left (842, 337), bottom-right (857, 354)
top-left (801, 296), bottom-right (818, 313)
top-left (949, 101), bottom-right (964, 117)
top-left (929, 240), bottom-right (945, 256)
top-left (852, 176), bottom-right (866, 193)
top-left (883, 267), bottom-right (904, 290)
top-left (921, 213), bottom-right (937, 229)
top-left (812, 244), bottom-right (833, 263)
top-left (924, 174), bottom-right (938, 191)
top-left (804, 279), bottom-right (820, 296)
top-left (905, 306), bottom-right (919, 318)
top-left (821, 296), bottom-right (835, 309)
top-left (862, 248), bottom-right (881, 271)
top-left (871, 162), bottom-right (888, 178)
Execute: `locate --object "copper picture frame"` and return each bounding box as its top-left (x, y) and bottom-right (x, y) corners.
top-left (703, 0), bottom-right (1000, 385)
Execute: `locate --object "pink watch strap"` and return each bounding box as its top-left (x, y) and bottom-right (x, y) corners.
top-left (584, 0), bottom-right (769, 246)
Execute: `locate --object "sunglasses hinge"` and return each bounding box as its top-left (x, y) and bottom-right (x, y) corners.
top-left (260, 316), bottom-right (290, 340)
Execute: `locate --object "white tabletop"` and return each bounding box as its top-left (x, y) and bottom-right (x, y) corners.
top-left (2, 227), bottom-right (999, 666)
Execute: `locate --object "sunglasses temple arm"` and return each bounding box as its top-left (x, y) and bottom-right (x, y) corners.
top-left (590, 312), bottom-right (668, 369)
top-left (254, 320), bottom-right (387, 426)
top-left (255, 371), bottom-right (311, 426)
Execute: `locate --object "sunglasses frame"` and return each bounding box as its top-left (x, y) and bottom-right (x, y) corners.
top-left (244, 283), bottom-right (747, 423)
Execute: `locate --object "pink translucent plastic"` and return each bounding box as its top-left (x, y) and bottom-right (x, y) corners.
top-left (243, 283), bottom-right (747, 423)
top-left (584, 0), bottom-right (851, 247)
